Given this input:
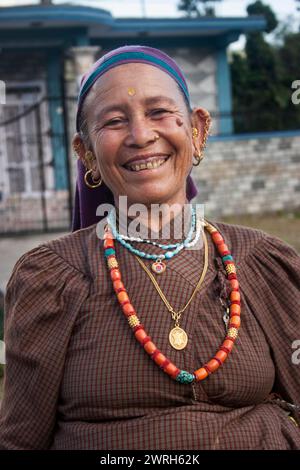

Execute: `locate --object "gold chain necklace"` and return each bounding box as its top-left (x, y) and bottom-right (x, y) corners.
top-left (133, 226), bottom-right (208, 350)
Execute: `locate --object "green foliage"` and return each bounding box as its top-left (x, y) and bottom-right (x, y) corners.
top-left (231, 1), bottom-right (300, 133)
top-left (177, 0), bottom-right (221, 17)
top-left (247, 1), bottom-right (278, 33)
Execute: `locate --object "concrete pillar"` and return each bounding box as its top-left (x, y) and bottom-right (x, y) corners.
top-left (69, 46), bottom-right (102, 90)
top-left (66, 46), bottom-right (101, 202)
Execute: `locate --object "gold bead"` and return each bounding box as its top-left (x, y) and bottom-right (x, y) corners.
top-left (225, 264), bottom-right (236, 275)
top-left (205, 223), bottom-right (217, 234)
top-left (128, 315), bottom-right (140, 328)
top-left (107, 258), bottom-right (119, 269)
top-left (227, 327), bottom-right (238, 339)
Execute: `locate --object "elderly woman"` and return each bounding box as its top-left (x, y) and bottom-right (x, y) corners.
top-left (0, 45), bottom-right (299, 450)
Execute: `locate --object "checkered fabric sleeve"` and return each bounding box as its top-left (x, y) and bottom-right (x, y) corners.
top-left (0, 245), bottom-right (91, 449)
top-left (239, 232), bottom-right (300, 410)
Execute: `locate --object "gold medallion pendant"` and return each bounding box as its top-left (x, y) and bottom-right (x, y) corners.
top-left (169, 326), bottom-right (188, 350)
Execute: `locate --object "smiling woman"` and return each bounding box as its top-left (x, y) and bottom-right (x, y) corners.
top-left (74, 62), bottom-right (203, 212)
top-left (0, 45), bottom-right (299, 451)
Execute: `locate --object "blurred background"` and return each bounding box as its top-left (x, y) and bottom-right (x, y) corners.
top-left (0, 1), bottom-right (300, 369)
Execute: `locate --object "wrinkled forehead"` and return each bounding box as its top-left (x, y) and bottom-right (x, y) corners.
top-left (83, 63), bottom-right (188, 112)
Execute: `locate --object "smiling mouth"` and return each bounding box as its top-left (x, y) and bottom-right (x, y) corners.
top-left (123, 155), bottom-right (171, 172)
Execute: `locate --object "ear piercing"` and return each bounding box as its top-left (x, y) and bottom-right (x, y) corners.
top-left (83, 150), bottom-right (102, 189)
top-left (84, 150), bottom-right (94, 167)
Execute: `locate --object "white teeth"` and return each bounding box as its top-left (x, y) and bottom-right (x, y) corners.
top-left (128, 157), bottom-right (168, 172)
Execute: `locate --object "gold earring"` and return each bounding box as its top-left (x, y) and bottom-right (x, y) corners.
top-left (201, 115), bottom-right (211, 150)
top-left (192, 117), bottom-right (211, 166)
top-left (193, 149), bottom-right (204, 166)
top-left (84, 169), bottom-right (102, 189)
top-left (83, 150), bottom-right (102, 189)
top-left (84, 150), bottom-right (94, 168)
top-left (192, 128), bottom-right (202, 166)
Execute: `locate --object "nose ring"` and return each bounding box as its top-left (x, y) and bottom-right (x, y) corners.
top-left (154, 134), bottom-right (160, 141)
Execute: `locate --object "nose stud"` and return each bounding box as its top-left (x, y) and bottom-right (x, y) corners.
top-left (154, 134), bottom-right (160, 141)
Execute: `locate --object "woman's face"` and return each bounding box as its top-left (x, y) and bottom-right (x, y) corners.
top-left (77, 63), bottom-right (202, 208)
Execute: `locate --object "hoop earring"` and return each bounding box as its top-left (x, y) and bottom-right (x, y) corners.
top-left (84, 169), bottom-right (102, 189)
top-left (192, 150), bottom-right (204, 166)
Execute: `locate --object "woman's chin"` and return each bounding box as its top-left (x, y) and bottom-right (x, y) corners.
top-left (124, 187), bottom-right (181, 207)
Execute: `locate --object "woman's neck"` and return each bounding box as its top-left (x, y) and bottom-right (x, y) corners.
top-left (113, 199), bottom-right (192, 242)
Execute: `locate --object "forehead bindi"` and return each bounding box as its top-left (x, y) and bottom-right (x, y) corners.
top-left (91, 63), bottom-right (182, 100)
top-left (84, 63), bottom-right (187, 121)
top-left (127, 87), bottom-right (136, 96)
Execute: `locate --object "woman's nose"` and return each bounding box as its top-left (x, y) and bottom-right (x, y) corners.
top-left (124, 117), bottom-right (157, 147)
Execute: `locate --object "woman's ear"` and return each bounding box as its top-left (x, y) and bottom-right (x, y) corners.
top-left (72, 133), bottom-right (87, 165)
top-left (191, 107), bottom-right (211, 152)
top-left (72, 133), bottom-right (101, 178)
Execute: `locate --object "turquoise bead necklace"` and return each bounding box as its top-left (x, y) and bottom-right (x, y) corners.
top-left (106, 205), bottom-right (200, 274)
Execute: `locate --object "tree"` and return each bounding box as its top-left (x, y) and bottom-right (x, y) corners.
top-left (177, 0), bottom-right (222, 17)
top-left (231, 0), bottom-right (300, 133)
top-left (277, 30), bottom-right (300, 129)
top-left (231, 1), bottom-right (285, 132)
top-left (247, 0), bottom-right (278, 33)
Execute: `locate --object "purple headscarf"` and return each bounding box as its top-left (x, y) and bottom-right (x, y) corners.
top-left (71, 45), bottom-right (198, 232)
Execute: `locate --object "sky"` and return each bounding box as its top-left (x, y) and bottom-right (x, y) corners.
top-left (0, 0), bottom-right (298, 19)
top-left (1, 0), bottom-right (299, 49)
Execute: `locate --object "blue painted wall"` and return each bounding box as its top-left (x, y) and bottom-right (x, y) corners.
top-left (46, 50), bottom-right (68, 190)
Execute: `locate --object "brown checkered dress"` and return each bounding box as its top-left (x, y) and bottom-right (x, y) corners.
top-left (0, 219), bottom-right (299, 449)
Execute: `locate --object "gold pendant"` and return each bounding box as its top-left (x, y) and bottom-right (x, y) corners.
top-left (151, 259), bottom-right (166, 274)
top-left (169, 326), bottom-right (188, 350)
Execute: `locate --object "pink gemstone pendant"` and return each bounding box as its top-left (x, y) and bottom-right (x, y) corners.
top-left (151, 260), bottom-right (166, 274)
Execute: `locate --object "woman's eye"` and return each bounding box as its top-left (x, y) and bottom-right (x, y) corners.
top-left (105, 118), bottom-right (125, 126)
top-left (150, 108), bottom-right (171, 117)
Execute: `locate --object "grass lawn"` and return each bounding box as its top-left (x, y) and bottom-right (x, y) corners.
top-left (0, 212), bottom-right (299, 403)
top-left (219, 211), bottom-right (300, 253)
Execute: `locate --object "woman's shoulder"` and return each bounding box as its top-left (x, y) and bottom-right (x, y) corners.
top-left (9, 223), bottom-right (98, 285)
top-left (42, 223), bottom-right (98, 274)
top-left (210, 219), bottom-right (267, 246)
top-left (206, 218), bottom-right (299, 265)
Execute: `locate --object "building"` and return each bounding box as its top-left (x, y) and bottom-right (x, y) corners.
top-left (2, 4), bottom-right (298, 233)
